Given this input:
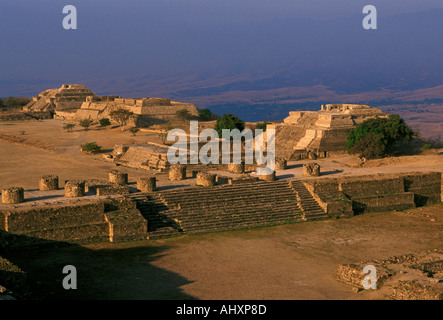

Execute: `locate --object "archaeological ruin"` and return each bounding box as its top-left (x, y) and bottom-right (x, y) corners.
top-left (21, 84), bottom-right (199, 126)
top-left (269, 104), bottom-right (388, 159)
top-left (0, 169), bottom-right (441, 246)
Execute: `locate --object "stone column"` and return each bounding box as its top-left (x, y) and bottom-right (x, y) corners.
top-left (275, 158), bottom-right (287, 170)
top-left (137, 177), bottom-right (157, 192)
top-left (169, 164), bottom-right (186, 181)
top-left (257, 168), bottom-right (276, 181)
top-left (228, 162), bottom-right (245, 174)
top-left (196, 172), bottom-right (216, 187)
top-left (303, 163), bottom-right (321, 177)
top-left (1, 187), bottom-right (24, 204)
top-left (308, 152), bottom-right (317, 160)
top-left (39, 175), bottom-right (59, 191)
top-left (109, 170), bottom-right (128, 185)
top-left (65, 180), bottom-right (86, 198)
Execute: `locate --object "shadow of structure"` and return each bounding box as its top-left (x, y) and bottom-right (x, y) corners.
top-left (286, 164), bottom-right (303, 170)
top-left (0, 231), bottom-right (195, 300)
top-left (320, 170), bottom-right (343, 176)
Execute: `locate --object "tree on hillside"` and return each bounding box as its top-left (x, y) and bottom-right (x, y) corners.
top-left (0, 97), bottom-right (32, 109)
top-left (129, 127), bottom-right (140, 136)
top-left (346, 114), bottom-right (414, 159)
top-left (198, 108), bottom-right (214, 121)
top-left (176, 108), bottom-right (191, 122)
top-left (79, 119), bottom-right (93, 131)
top-left (158, 123), bottom-right (174, 145)
top-left (110, 108), bottom-right (134, 131)
top-left (63, 123), bottom-right (75, 132)
top-left (99, 118), bottom-right (111, 128)
top-left (214, 114), bottom-right (245, 137)
top-left (255, 121), bottom-right (270, 132)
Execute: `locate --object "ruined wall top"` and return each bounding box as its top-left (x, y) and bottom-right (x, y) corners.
top-left (320, 104), bottom-right (385, 116)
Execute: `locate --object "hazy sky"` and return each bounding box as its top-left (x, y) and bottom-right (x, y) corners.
top-left (2, 0), bottom-right (443, 96)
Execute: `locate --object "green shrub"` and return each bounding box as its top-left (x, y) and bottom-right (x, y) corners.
top-left (129, 127), bottom-right (140, 136)
top-left (99, 118), bottom-right (111, 128)
top-left (63, 123), bottom-right (75, 132)
top-left (214, 114), bottom-right (245, 137)
top-left (255, 121), bottom-right (269, 132)
top-left (79, 119), bottom-right (93, 130)
top-left (110, 109), bottom-right (134, 131)
top-left (346, 114), bottom-right (414, 159)
top-left (198, 108), bottom-right (213, 121)
top-left (176, 108), bottom-right (191, 122)
top-left (0, 97), bottom-right (31, 108)
top-left (81, 142), bottom-right (101, 154)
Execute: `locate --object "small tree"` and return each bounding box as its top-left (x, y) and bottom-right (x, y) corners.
top-left (99, 118), bottom-right (111, 128)
top-left (214, 114), bottom-right (245, 137)
top-left (176, 108), bottom-right (191, 122)
top-left (79, 119), bottom-right (93, 131)
top-left (158, 123), bottom-right (174, 145)
top-left (129, 127), bottom-right (140, 136)
top-left (255, 121), bottom-right (269, 132)
top-left (198, 108), bottom-right (213, 121)
top-left (81, 142), bottom-right (101, 154)
top-left (346, 114), bottom-right (414, 159)
top-left (63, 123), bottom-right (75, 132)
top-left (110, 108), bottom-right (134, 131)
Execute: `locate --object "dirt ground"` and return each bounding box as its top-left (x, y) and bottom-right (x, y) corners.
top-left (0, 119), bottom-right (442, 300)
top-left (4, 204), bottom-right (442, 300)
top-left (0, 119), bottom-right (442, 190)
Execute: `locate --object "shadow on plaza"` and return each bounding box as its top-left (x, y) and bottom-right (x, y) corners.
top-left (0, 231), bottom-right (196, 300)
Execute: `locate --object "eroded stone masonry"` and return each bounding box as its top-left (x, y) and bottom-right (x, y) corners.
top-left (23, 84), bottom-right (199, 126)
top-left (0, 170), bottom-right (441, 246)
top-left (269, 104), bottom-right (388, 159)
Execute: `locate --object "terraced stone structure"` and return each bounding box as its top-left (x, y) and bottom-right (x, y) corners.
top-left (0, 171), bottom-right (441, 245)
top-left (55, 92), bottom-right (198, 126)
top-left (303, 172), bottom-right (441, 215)
top-left (0, 198), bottom-right (147, 246)
top-left (23, 84), bottom-right (95, 112)
top-left (268, 104), bottom-right (388, 159)
top-left (110, 144), bottom-right (170, 172)
top-left (336, 250), bottom-right (443, 300)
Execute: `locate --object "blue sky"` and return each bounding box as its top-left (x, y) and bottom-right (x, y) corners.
top-left (2, 1), bottom-right (443, 97)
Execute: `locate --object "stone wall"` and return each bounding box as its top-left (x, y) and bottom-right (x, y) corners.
top-left (104, 209), bottom-right (148, 243)
top-left (352, 192), bottom-right (416, 214)
top-left (0, 197), bottom-right (145, 247)
top-left (403, 172), bottom-right (442, 206)
top-left (304, 172), bottom-right (441, 215)
top-left (340, 177), bottom-right (405, 198)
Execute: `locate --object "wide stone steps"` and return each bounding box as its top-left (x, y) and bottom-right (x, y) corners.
top-left (290, 181), bottom-right (328, 220)
top-left (125, 180), bottom-right (331, 239)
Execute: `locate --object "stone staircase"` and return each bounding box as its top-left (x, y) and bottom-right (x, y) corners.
top-left (126, 193), bottom-right (183, 240)
top-left (290, 181), bottom-right (328, 220)
top-left (127, 180), bottom-right (329, 239)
